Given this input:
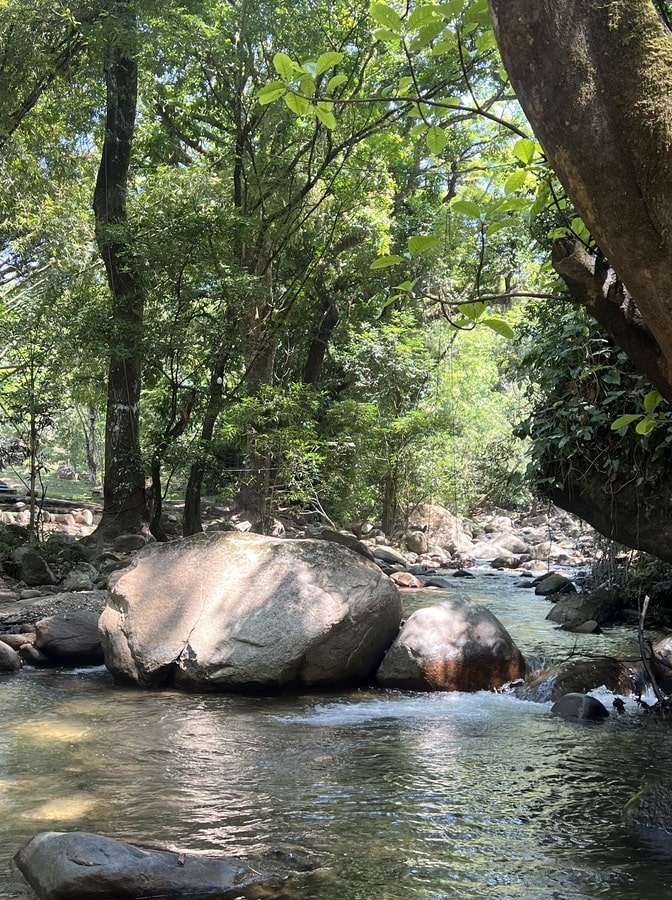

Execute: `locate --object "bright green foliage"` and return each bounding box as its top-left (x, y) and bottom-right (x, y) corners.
top-left (611, 390), bottom-right (666, 435)
top-left (0, 0), bottom-right (555, 533)
top-left (512, 301), bottom-right (672, 499)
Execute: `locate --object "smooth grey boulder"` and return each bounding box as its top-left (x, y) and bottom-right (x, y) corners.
top-left (534, 573), bottom-right (575, 596)
top-left (0, 640), bottom-right (21, 672)
top-left (35, 610), bottom-right (104, 666)
top-left (375, 595), bottom-right (526, 692)
top-left (550, 692), bottom-right (609, 720)
top-left (14, 831), bottom-right (268, 900)
top-left (99, 532), bottom-right (402, 690)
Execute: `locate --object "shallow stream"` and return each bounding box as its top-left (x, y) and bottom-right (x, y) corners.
top-left (2, 569), bottom-right (672, 898)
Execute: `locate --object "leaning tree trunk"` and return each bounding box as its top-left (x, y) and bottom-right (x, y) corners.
top-left (91, 0), bottom-right (146, 539)
top-left (489, 0), bottom-right (672, 401)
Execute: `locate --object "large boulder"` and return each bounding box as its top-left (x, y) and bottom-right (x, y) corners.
top-left (14, 831), bottom-right (284, 900)
top-left (99, 532), bottom-right (402, 690)
top-left (34, 610), bottom-right (104, 666)
top-left (408, 504), bottom-right (474, 555)
top-left (12, 547), bottom-right (57, 587)
top-left (0, 640), bottom-right (21, 672)
top-left (545, 587), bottom-right (624, 630)
top-left (375, 595), bottom-right (526, 692)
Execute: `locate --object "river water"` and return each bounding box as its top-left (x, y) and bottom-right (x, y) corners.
top-left (2, 569), bottom-right (672, 899)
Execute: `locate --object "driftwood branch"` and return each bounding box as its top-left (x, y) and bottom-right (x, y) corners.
top-left (638, 595), bottom-right (666, 713)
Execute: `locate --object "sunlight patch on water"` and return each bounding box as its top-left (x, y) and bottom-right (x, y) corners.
top-left (20, 794), bottom-right (99, 821)
top-left (11, 720), bottom-right (90, 744)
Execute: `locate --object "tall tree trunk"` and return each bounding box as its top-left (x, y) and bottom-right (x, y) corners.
top-left (91, 0), bottom-right (146, 539)
top-left (182, 367), bottom-right (225, 536)
top-left (235, 341), bottom-right (276, 527)
top-left (75, 403), bottom-right (99, 486)
top-left (303, 298), bottom-right (340, 387)
top-left (490, 0), bottom-right (672, 399)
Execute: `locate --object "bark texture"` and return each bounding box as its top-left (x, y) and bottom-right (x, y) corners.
top-left (490, 0), bottom-right (672, 399)
top-left (92, 1), bottom-right (146, 538)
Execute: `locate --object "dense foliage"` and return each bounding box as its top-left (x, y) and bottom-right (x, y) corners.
top-left (2, 0), bottom-right (669, 550)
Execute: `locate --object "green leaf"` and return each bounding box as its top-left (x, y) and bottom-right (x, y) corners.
top-left (475, 30), bottom-right (498, 51)
top-left (273, 52), bottom-right (296, 81)
top-left (409, 20), bottom-right (445, 50)
top-left (369, 3), bottom-right (402, 32)
top-left (486, 218), bottom-right (517, 235)
top-left (434, 96), bottom-right (462, 113)
top-left (314, 105), bottom-right (337, 129)
top-left (529, 180), bottom-right (552, 223)
top-left (451, 199), bottom-right (482, 218)
top-left (636, 416), bottom-right (657, 435)
top-left (513, 138), bottom-right (536, 165)
top-left (299, 73), bottom-right (316, 95)
top-left (315, 51), bottom-right (344, 76)
top-left (439, 0), bottom-right (468, 18)
top-left (373, 27), bottom-right (401, 41)
top-left (370, 254), bottom-right (405, 269)
top-left (460, 301), bottom-right (486, 320)
top-left (610, 414), bottom-right (642, 430)
top-left (393, 279), bottom-right (418, 292)
top-left (326, 73), bottom-right (348, 91)
top-left (257, 82), bottom-right (286, 105)
top-left (504, 170), bottom-right (527, 194)
top-left (284, 92), bottom-right (311, 116)
top-left (463, 0), bottom-right (490, 27)
top-left (409, 122), bottom-right (428, 138)
top-left (644, 389), bottom-right (662, 414)
top-left (407, 6), bottom-right (439, 29)
top-left (408, 234), bottom-right (440, 256)
top-left (481, 316), bottom-right (514, 339)
top-left (431, 37), bottom-right (457, 55)
top-left (426, 125), bottom-right (447, 155)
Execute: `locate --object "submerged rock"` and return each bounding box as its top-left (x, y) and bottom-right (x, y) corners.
top-left (534, 573), bottom-right (575, 596)
top-left (520, 657), bottom-right (637, 703)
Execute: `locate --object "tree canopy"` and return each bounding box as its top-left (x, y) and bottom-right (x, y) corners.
top-left (3, 0), bottom-right (671, 555)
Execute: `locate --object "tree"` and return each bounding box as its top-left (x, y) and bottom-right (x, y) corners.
top-left (92, 0), bottom-right (147, 538)
top-left (489, 0), bottom-right (672, 402)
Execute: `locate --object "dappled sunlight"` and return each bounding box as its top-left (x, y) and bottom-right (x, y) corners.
top-left (12, 720), bottom-right (90, 744)
top-left (20, 794), bottom-right (99, 822)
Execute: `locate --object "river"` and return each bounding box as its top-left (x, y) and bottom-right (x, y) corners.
top-left (2, 568), bottom-right (672, 899)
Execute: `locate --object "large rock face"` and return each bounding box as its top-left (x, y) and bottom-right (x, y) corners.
top-left (99, 532), bottom-right (402, 691)
top-left (375, 595), bottom-right (526, 692)
top-left (624, 779), bottom-right (672, 835)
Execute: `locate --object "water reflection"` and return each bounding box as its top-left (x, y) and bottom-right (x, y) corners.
top-left (1, 573), bottom-right (672, 898)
